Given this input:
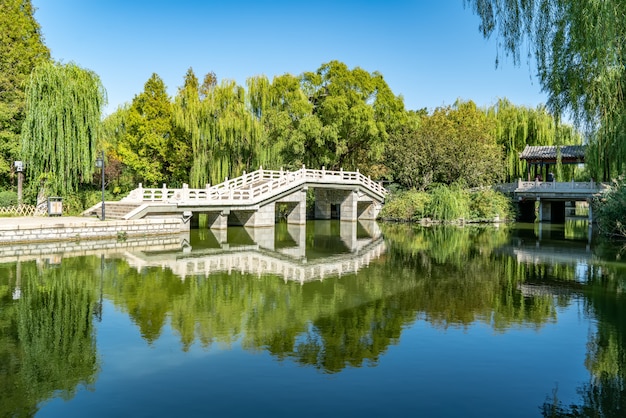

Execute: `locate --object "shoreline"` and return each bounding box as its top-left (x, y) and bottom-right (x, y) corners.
top-left (0, 216), bottom-right (185, 245)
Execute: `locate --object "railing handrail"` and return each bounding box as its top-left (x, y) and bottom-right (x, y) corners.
top-left (514, 179), bottom-right (610, 192)
top-left (122, 167), bottom-right (387, 204)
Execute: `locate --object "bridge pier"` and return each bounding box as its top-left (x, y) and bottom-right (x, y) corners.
top-left (538, 199), bottom-right (566, 223)
top-left (314, 188), bottom-right (361, 221)
top-left (358, 201), bottom-right (382, 220)
top-left (208, 210), bottom-right (229, 229)
top-left (283, 188), bottom-right (307, 225)
top-left (340, 190), bottom-right (358, 221)
top-left (246, 202), bottom-right (275, 228)
top-left (314, 189), bottom-right (333, 220)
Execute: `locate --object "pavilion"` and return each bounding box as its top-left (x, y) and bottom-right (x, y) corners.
top-left (519, 145), bottom-right (585, 181)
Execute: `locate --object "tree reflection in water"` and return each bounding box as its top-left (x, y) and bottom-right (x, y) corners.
top-left (1, 222), bottom-right (626, 415)
top-left (541, 268), bottom-right (626, 417)
top-left (0, 257), bottom-right (99, 417)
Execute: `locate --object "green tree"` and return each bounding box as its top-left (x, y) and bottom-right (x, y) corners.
top-left (487, 98), bottom-right (583, 181)
top-left (101, 104), bottom-right (134, 194)
top-left (0, 0), bottom-right (50, 187)
top-left (118, 73), bottom-right (174, 186)
top-left (464, 0), bottom-right (626, 181)
top-left (21, 62), bottom-right (105, 197)
top-left (299, 60), bottom-right (406, 172)
top-left (173, 70), bottom-right (269, 187)
top-left (386, 100), bottom-right (503, 189)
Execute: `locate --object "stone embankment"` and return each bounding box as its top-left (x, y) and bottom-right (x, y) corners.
top-left (0, 217), bottom-right (185, 260)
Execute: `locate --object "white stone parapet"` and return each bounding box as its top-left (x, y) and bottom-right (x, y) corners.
top-left (121, 167), bottom-right (388, 205)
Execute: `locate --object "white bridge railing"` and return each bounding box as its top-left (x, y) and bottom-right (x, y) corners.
top-left (123, 238), bottom-right (387, 283)
top-left (122, 166), bottom-right (387, 204)
top-left (514, 179), bottom-right (609, 194)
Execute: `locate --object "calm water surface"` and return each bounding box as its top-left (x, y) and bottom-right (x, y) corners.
top-left (1, 220), bottom-right (626, 417)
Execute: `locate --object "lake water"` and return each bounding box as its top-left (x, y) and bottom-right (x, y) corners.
top-left (1, 220), bottom-right (625, 417)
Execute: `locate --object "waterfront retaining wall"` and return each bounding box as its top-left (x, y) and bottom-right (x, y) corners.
top-left (0, 234), bottom-right (186, 263)
top-left (0, 218), bottom-right (183, 246)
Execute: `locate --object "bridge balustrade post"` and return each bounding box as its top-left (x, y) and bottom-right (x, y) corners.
top-left (162, 183), bottom-right (167, 201)
top-left (182, 183), bottom-right (189, 201)
top-left (137, 183), bottom-right (144, 200)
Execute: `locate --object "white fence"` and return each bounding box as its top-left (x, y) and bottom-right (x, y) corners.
top-left (0, 205), bottom-right (47, 217)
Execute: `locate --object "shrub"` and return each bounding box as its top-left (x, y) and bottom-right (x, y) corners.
top-left (426, 184), bottom-right (470, 221)
top-left (593, 179), bottom-right (626, 238)
top-left (0, 190), bottom-right (17, 207)
top-left (379, 189), bottom-right (431, 221)
top-left (61, 190), bottom-right (114, 215)
top-left (469, 188), bottom-right (514, 221)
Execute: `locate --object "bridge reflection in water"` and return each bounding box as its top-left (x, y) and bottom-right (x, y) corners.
top-left (122, 220), bottom-right (386, 284)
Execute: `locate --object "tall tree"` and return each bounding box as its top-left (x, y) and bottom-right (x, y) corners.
top-left (118, 73), bottom-right (174, 186)
top-left (173, 70), bottom-right (268, 187)
top-left (21, 62), bottom-right (105, 196)
top-left (251, 73), bottom-right (311, 170)
top-left (464, 0), bottom-right (626, 180)
top-left (300, 60), bottom-right (406, 172)
top-left (0, 0), bottom-right (50, 187)
top-left (487, 98), bottom-right (583, 182)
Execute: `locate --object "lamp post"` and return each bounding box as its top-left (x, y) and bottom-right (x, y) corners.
top-left (14, 161), bottom-right (23, 206)
top-left (95, 151), bottom-right (105, 220)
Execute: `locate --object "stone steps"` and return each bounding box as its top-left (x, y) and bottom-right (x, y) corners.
top-left (85, 202), bottom-right (142, 220)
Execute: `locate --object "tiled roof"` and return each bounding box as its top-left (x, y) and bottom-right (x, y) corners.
top-left (519, 145), bottom-right (585, 161)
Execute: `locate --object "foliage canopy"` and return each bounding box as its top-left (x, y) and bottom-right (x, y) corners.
top-left (21, 61), bottom-right (105, 196)
top-left (0, 0), bottom-right (50, 187)
top-left (465, 0), bottom-right (626, 180)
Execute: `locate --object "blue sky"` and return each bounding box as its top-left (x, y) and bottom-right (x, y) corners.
top-left (31, 0), bottom-right (545, 116)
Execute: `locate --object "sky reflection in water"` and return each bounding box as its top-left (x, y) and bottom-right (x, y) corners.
top-left (1, 220), bottom-right (625, 418)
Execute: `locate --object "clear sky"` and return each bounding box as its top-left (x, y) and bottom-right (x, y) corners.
top-left (31, 0), bottom-right (545, 117)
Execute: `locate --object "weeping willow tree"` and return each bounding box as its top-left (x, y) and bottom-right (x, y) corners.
top-left (21, 62), bottom-right (105, 196)
top-left (247, 75), bottom-right (282, 168)
top-left (465, 0), bottom-right (626, 181)
top-left (487, 98), bottom-right (583, 181)
top-left (174, 69), bottom-right (273, 187)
